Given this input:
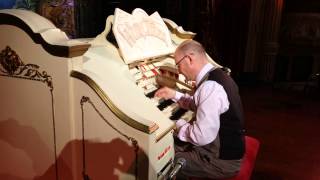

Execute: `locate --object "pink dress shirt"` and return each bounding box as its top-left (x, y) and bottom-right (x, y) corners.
top-left (174, 63), bottom-right (230, 146)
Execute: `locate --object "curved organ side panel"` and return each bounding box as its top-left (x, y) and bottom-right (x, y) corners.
top-left (70, 76), bottom-right (153, 180)
top-left (0, 9), bottom-right (88, 180)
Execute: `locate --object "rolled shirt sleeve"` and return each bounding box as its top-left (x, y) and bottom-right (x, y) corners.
top-left (176, 81), bottom-right (230, 146)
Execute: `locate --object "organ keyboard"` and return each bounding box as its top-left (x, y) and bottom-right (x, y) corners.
top-left (128, 58), bottom-right (195, 124)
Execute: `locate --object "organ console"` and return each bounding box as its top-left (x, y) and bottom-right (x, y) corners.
top-left (0, 8), bottom-right (226, 180)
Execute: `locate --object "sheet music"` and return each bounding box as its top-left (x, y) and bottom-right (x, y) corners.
top-left (113, 8), bottom-right (174, 64)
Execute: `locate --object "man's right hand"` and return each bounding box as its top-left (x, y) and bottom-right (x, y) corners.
top-left (154, 86), bottom-right (176, 100)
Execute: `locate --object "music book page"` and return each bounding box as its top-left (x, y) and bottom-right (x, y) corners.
top-left (113, 8), bottom-right (174, 64)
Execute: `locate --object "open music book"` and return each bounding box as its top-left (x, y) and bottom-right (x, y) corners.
top-left (113, 8), bottom-right (175, 64)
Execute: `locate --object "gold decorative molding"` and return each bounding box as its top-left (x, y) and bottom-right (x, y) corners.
top-left (0, 46), bottom-right (53, 89)
top-left (71, 70), bottom-right (159, 134)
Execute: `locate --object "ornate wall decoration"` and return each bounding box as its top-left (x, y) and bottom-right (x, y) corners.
top-left (38, 0), bottom-right (75, 38)
top-left (0, 46), bottom-right (53, 89)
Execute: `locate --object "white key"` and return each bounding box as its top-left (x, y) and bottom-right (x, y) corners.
top-left (150, 97), bottom-right (161, 106)
top-left (142, 64), bottom-right (150, 71)
top-left (153, 62), bottom-right (162, 67)
top-left (135, 72), bottom-right (143, 80)
top-left (148, 64), bottom-right (155, 69)
top-left (145, 84), bottom-right (155, 90)
top-left (129, 68), bottom-right (139, 75)
top-left (162, 103), bottom-right (178, 114)
top-left (180, 110), bottom-right (194, 122)
top-left (144, 70), bottom-right (154, 78)
top-left (137, 80), bottom-right (147, 89)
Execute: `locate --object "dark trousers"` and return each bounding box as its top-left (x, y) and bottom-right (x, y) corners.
top-left (174, 137), bottom-right (241, 180)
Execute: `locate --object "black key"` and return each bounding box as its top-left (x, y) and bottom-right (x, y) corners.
top-left (157, 99), bottom-right (174, 110)
top-left (170, 108), bottom-right (188, 120)
top-left (145, 88), bottom-right (158, 98)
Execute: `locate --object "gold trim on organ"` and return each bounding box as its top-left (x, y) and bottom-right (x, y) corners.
top-left (71, 70), bottom-right (159, 134)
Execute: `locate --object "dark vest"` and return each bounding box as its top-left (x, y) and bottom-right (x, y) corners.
top-left (199, 68), bottom-right (245, 160)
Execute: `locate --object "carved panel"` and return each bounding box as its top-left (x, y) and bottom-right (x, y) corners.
top-left (0, 46), bottom-right (53, 89)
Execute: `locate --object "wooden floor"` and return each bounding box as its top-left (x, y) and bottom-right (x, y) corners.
top-left (240, 84), bottom-right (320, 180)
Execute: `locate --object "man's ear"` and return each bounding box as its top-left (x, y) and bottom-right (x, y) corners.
top-left (188, 54), bottom-right (195, 65)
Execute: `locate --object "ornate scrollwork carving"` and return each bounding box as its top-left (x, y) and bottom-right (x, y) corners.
top-left (0, 46), bottom-right (24, 75)
top-left (0, 46), bottom-right (53, 89)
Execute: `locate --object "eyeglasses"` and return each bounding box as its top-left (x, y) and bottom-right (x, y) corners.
top-left (175, 55), bottom-right (188, 68)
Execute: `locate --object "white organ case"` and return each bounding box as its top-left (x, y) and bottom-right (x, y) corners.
top-left (0, 8), bottom-right (224, 180)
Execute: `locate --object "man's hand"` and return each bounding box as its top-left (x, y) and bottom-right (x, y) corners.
top-left (155, 86), bottom-right (176, 100)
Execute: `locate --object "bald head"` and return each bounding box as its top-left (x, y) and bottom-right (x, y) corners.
top-left (175, 40), bottom-right (206, 60)
top-left (174, 40), bottom-right (209, 81)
